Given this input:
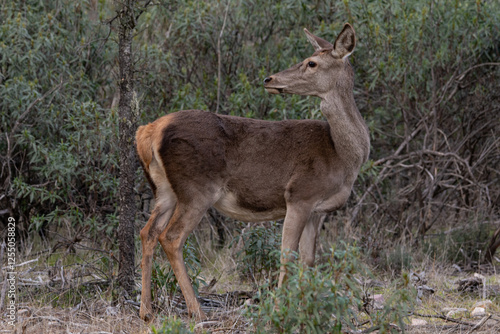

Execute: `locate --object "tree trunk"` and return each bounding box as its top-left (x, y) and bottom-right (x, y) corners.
top-left (117, 0), bottom-right (138, 295)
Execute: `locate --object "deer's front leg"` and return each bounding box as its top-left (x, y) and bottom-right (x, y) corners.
top-left (299, 213), bottom-right (325, 267)
top-left (278, 203), bottom-right (313, 287)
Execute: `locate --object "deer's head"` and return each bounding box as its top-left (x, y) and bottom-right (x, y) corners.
top-left (264, 23), bottom-right (356, 99)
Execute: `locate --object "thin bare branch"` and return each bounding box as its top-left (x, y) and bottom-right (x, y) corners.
top-left (216, 1), bottom-right (230, 114)
top-left (466, 314), bottom-right (493, 333)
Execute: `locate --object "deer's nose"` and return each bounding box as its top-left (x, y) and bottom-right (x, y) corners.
top-left (263, 77), bottom-right (273, 84)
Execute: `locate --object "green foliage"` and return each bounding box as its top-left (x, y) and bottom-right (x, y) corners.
top-left (135, 0), bottom-right (329, 121)
top-left (348, 0), bottom-right (499, 241)
top-left (1, 0), bottom-right (118, 241)
top-left (151, 316), bottom-right (194, 334)
top-left (248, 245), bottom-right (415, 333)
top-left (232, 222), bottom-right (282, 285)
top-left (2, 0), bottom-right (499, 267)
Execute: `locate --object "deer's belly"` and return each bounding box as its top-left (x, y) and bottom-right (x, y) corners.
top-left (213, 192), bottom-right (286, 222)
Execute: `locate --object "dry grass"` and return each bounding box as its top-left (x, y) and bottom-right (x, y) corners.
top-left (1, 221), bottom-right (499, 333)
top-left (403, 267), bottom-right (500, 333)
top-left (2, 302), bottom-right (148, 334)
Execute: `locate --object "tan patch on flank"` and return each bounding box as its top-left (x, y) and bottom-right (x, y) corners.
top-left (135, 113), bottom-right (175, 171)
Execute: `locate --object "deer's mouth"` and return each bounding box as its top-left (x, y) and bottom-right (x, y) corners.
top-left (264, 87), bottom-right (284, 94)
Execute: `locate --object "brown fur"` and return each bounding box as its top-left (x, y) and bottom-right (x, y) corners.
top-left (138, 111), bottom-right (341, 217)
top-left (137, 23), bottom-right (370, 321)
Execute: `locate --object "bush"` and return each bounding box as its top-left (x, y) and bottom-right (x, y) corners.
top-left (1, 0), bottom-right (118, 243)
top-left (345, 0), bottom-right (500, 253)
top-left (248, 244), bottom-right (415, 333)
top-left (232, 221), bottom-right (282, 286)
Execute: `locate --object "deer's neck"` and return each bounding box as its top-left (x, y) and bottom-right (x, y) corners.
top-left (321, 91), bottom-right (370, 174)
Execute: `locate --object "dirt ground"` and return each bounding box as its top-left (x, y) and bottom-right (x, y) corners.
top-left (1, 306), bottom-right (499, 333)
top-left (1, 246), bottom-right (499, 333)
top-left (1, 281), bottom-right (499, 334)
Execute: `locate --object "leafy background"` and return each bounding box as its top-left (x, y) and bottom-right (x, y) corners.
top-left (1, 0), bottom-right (499, 332)
top-left (2, 0), bottom-right (498, 261)
top-left (1, 2), bottom-right (499, 329)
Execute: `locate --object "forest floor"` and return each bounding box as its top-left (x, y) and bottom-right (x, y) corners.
top-left (1, 237), bottom-right (499, 333)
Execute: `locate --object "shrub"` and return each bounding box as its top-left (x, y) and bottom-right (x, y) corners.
top-left (248, 244), bottom-right (415, 333)
top-left (1, 0), bottom-right (118, 243)
top-left (232, 221), bottom-right (282, 286)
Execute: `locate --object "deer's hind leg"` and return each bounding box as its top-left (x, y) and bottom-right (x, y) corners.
top-left (139, 165), bottom-right (176, 322)
top-left (158, 199), bottom-right (212, 320)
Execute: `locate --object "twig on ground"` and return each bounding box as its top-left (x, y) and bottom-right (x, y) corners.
top-left (466, 314), bottom-right (492, 334)
top-left (490, 315), bottom-right (500, 323)
top-left (14, 258), bottom-right (39, 267)
top-left (215, 1), bottom-right (230, 114)
top-left (413, 312), bottom-right (475, 326)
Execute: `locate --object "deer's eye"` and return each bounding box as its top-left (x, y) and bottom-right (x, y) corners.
top-left (307, 61), bottom-right (317, 68)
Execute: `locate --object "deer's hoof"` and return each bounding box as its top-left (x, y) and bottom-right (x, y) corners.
top-left (140, 312), bottom-right (153, 323)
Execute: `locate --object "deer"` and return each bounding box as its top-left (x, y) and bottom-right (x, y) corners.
top-left (136, 23), bottom-right (370, 321)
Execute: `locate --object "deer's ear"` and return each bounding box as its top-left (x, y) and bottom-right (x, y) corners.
top-left (332, 23), bottom-right (356, 59)
top-left (304, 28), bottom-right (333, 51)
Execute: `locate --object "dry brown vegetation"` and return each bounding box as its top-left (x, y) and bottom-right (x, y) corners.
top-left (1, 220), bottom-right (500, 333)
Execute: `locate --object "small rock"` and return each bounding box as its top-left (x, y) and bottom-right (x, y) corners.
top-left (473, 300), bottom-right (493, 309)
top-left (105, 306), bottom-right (119, 316)
top-left (471, 307), bottom-right (486, 317)
top-left (474, 273), bottom-right (486, 280)
top-left (373, 294), bottom-right (385, 310)
top-left (443, 307), bottom-right (468, 318)
top-left (411, 318), bottom-right (428, 326)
